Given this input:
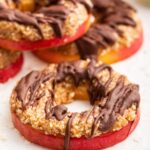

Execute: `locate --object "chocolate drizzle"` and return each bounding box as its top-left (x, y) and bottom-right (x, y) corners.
top-left (64, 113), bottom-right (76, 150)
top-left (37, 5), bottom-right (69, 37)
top-left (0, 0), bottom-right (90, 38)
top-left (76, 0), bottom-right (137, 59)
top-left (0, 7), bottom-right (44, 37)
top-left (87, 61), bottom-right (112, 105)
top-left (95, 0), bottom-right (137, 28)
top-left (15, 60), bottom-right (140, 150)
top-left (98, 76), bottom-right (140, 131)
top-left (52, 105), bottom-right (68, 120)
top-left (15, 71), bottom-right (41, 108)
top-left (93, 0), bottom-right (135, 11)
top-left (45, 90), bottom-right (55, 119)
top-left (76, 24), bottom-right (117, 59)
top-left (92, 0), bottom-right (114, 9)
top-left (42, 0), bottom-right (60, 5)
top-left (15, 71), bottom-right (53, 109)
top-left (102, 6), bottom-right (136, 27)
top-left (56, 61), bottom-right (87, 86)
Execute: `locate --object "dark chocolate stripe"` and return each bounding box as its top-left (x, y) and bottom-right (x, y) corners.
top-left (52, 105), bottom-right (68, 120)
top-left (99, 76), bottom-right (139, 131)
top-left (15, 71), bottom-right (54, 109)
top-left (64, 113), bottom-right (76, 150)
top-left (76, 0), bottom-right (137, 59)
top-left (0, 8), bottom-right (44, 37)
top-left (76, 24), bottom-right (117, 59)
top-left (88, 61), bottom-right (112, 105)
top-left (0, 0), bottom-right (90, 38)
top-left (56, 61), bottom-right (87, 86)
top-left (37, 5), bottom-right (69, 37)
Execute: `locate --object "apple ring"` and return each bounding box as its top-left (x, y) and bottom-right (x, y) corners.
top-left (0, 0), bottom-right (92, 51)
top-left (33, 0), bottom-right (143, 64)
top-left (11, 59), bottom-right (140, 150)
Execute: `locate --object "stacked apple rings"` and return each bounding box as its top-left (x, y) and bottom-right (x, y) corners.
top-left (8, 1), bottom-right (141, 150)
top-left (0, 0), bottom-right (92, 82)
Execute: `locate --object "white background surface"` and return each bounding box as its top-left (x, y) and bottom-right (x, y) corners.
top-left (0, 0), bottom-right (150, 149)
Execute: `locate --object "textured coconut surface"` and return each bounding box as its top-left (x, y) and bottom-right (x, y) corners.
top-left (0, 0), bottom-right (149, 150)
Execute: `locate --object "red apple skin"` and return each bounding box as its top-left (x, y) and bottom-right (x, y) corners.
top-left (0, 54), bottom-right (23, 83)
top-left (0, 16), bottom-right (91, 52)
top-left (12, 111), bottom-right (139, 150)
top-left (33, 31), bottom-right (143, 64)
top-left (100, 31), bottom-right (143, 64)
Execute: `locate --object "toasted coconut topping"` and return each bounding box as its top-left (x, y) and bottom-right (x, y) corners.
top-left (0, 0), bottom-right (92, 41)
top-left (0, 49), bottom-right (21, 69)
top-left (10, 59), bottom-right (140, 150)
